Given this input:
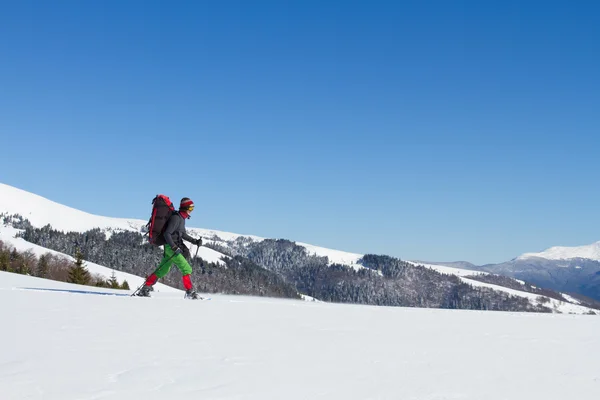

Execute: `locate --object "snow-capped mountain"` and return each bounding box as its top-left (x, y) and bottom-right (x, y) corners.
top-left (518, 241), bottom-right (600, 261)
top-left (416, 241), bottom-right (600, 302)
top-left (1, 182), bottom-right (597, 314)
top-left (462, 240), bottom-right (600, 302)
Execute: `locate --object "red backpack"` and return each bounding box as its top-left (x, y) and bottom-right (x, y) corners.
top-left (146, 195), bottom-right (175, 246)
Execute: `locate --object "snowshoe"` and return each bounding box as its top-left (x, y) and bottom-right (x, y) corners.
top-left (185, 289), bottom-right (202, 300)
top-left (136, 285), bottom-right (152, 297)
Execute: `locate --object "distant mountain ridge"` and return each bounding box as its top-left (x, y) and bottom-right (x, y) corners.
top-left (478, 257), bottom-right (600, 301)
top-left (418, 241), bottom-right (600, 301)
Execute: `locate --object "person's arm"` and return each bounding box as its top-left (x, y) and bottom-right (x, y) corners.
top-left (182, 231), bottom-right (194, 243)
top-left (182, 231), bottom-right (202, 246)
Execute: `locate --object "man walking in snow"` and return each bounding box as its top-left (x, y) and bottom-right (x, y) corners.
top-left (137, 197), bottom-right (203, 299)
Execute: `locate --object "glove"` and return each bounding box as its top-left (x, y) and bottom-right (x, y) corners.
top-left (195, 238), bottom-right (203, 247)
top-left (172, 246), bottom-right (183, 255)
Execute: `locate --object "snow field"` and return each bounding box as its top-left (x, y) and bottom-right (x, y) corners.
top-left (2, 271), bottom-right (600, 400)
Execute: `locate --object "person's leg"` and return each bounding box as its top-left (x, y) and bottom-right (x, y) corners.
top-left (172, 252), bottom-right (193, 290)
top-left (144, 245), bottom-right (177, 287)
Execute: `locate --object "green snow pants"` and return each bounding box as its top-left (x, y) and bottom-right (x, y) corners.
top-left (154, 244), bottom-right (192, 278)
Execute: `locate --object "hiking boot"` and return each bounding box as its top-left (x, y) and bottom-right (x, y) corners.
top-left (136, 285), bottom-right (152, 297)
top-left (185, 289), bottom-right (202, 300)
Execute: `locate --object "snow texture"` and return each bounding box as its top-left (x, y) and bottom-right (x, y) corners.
top-left (1, 271), bottom-right (600, 400)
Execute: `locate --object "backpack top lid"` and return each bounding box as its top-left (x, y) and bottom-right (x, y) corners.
top-left (153, 194), bottom-right (174, 208)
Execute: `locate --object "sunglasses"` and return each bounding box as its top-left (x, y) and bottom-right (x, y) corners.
top-left (188, 205), bottom-right (195, 211)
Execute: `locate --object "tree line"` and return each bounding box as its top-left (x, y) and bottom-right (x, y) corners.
top-left (0, 239), bottom-right (129, 290)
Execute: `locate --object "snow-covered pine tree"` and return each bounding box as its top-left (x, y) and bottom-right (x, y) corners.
top-left (36, 254), bottom-right (49, 278)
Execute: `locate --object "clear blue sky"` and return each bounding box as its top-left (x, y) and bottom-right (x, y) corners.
top-left (1, 0), bottom-right (599, 265)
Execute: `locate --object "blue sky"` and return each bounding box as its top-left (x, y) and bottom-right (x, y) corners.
top-left (1, 0), bottom-right (599, 265)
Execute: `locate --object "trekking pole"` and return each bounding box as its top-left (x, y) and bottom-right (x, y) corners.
top-left (131, 252), bottom-right (178, 297)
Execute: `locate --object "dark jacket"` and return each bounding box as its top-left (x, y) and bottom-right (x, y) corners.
top-left (163, 212), bottom-right (195, 249)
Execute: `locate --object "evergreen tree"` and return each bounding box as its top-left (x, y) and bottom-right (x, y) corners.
top-left (121, 280), bottom-right (130, 290)
top-left (9, 249), bottom-right (20, 272)
top-left (68, 249), bottom-right (91, 285)
top-left (17, 260), bottom-right (30, 275)
top-left (0, 250), bottom-right (9, 271)
top-left (108, 270), bottom-right (119, 289)
top-left (36, 254), bottom-right (49, 278)
top-left (10, 248), bottom-right (20, 262)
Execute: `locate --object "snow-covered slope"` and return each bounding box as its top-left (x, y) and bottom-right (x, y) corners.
top-left (518, 241), bottom-right (600, 261)
top-left (296, 241), bottom-right (363, 269)
top-left (0, 183), bottom-right (350, 267)
top-left (412, 261), bottom-right (488, 278)
top-left (2, 271), bottom-right (600, 400)
top-left (0, 183), bottom-right (147, 233)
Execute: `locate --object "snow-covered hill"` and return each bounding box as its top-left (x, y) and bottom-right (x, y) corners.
top-left (1, 182), bottom-right (597, 314)
top-left (518, 241), bottom-right (600, 261)
top-left (0, 183), bottom-right (147, 233)
top-left (2, 271), bottom-right (599, 400)
top-left (0, 182), bottom-right (359, 268)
